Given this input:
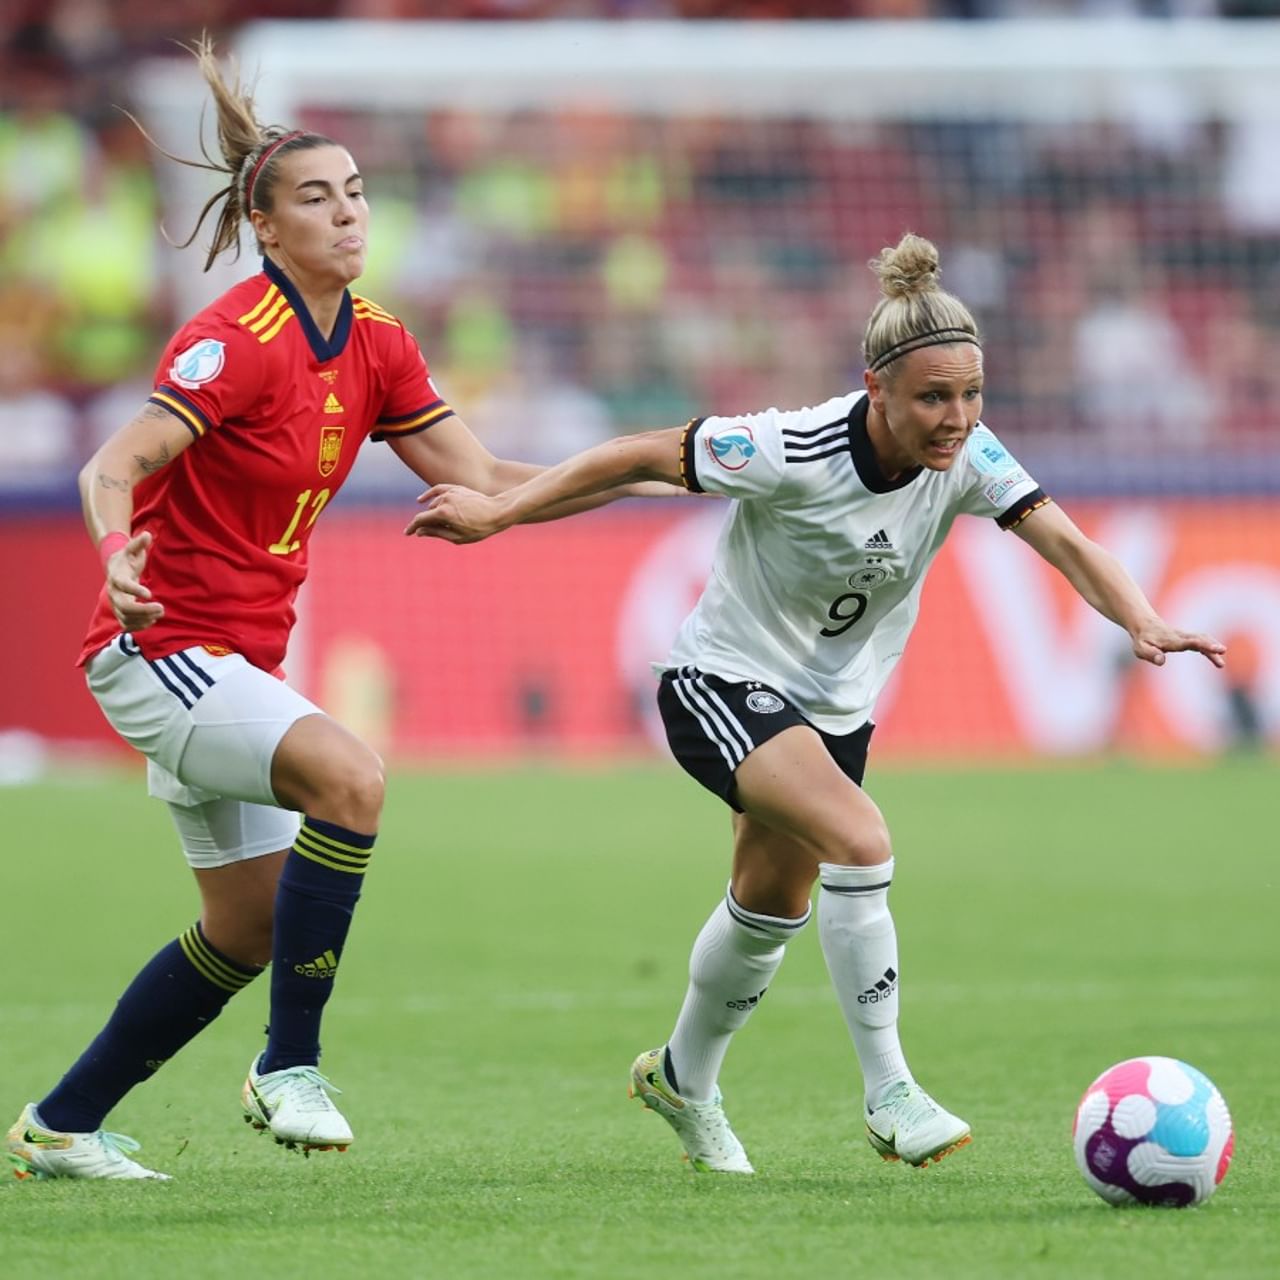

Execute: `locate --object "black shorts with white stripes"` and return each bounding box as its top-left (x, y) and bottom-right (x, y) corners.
top-left (657, 666), bottom-right (874, 812)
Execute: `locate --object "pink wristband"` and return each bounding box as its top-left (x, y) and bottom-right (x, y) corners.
top-left (98, 531), bottom-right (129, 569)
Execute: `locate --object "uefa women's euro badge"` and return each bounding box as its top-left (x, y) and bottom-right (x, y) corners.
top-left (169, 338), bottom-right (227, 389)
top-left (705, 424), bottom-right (757, 471)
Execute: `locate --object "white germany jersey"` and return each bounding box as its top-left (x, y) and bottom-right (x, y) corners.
top-left (667, 390), bottom-right (1047, 733)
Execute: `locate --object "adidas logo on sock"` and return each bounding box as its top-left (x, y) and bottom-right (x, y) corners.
top-left (294, 949), bottom-right (339, 979)
top-left (864, 529), bottom-right (893, 550)
top-left (857, 967), bottom-right (898, 1004)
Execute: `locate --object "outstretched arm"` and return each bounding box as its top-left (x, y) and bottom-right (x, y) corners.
top-left (389, 416), bottom-right (682, 523)
top-left (404, 426), bottom-right (686, 543)
top-left (79, 403), bottom-right (195, 631)
top-left (1013, 502), bottom-right (1226, 668)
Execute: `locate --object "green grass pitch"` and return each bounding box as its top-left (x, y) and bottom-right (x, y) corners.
top-left (2, 759), bottom-right (1275, 1279)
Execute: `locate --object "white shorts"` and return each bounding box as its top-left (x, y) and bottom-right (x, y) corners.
top-left (86, 635), bottom-right (320, 869)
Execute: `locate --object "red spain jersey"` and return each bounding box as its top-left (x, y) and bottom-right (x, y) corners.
top-left (80, 257), bottom-right (453, 672)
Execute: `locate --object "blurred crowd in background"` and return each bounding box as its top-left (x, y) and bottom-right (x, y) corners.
top-left (3, 0), bottom-right (1279, 500)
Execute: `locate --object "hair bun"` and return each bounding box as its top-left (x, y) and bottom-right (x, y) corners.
top-left (870, 232), bottom-right (941, 300)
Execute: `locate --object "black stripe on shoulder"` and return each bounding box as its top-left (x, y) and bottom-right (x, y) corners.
top-left (785, 430), bottom-right (848, 456)
top-left (997, 487), bottom-right (1052, 531)
top-left (785, 443), bottom-right (851, 466)
top-left (781, 415), bottom-right (850, 441)
top-left (680, 418), bottom-right (706, 493)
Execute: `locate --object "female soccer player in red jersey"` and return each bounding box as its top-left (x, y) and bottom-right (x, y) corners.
top-left (5, 39), bottom-right (652, 1182)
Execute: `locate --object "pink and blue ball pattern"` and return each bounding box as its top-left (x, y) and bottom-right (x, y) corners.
top-left (1072, 1057), bottom-right (1234, 1207)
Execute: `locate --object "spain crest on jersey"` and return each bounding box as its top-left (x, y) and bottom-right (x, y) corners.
top-left (318, 425), bottom-right (345, 478)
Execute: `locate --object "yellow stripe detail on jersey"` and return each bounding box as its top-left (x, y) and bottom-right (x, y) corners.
top-left (378, 404), bottom-right (454, 435)
top-left (352, 295), bottom-right (395, 319)
top-left (353, 308), bottom-right (401, 328)
top-left (151, 392), bottom-right (207, 437)
top-left (255, 307), bottom-right (296, 344)
top-left (247, 293), bottom-right (289, 335)
top-left (237, 284), bottom-right (280, 327)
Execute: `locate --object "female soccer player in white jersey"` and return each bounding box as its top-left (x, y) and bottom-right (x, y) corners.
top-left (5, 39), bottom-right (660, 1184)
top-left (407, 232), bottom-right (1227, 1174)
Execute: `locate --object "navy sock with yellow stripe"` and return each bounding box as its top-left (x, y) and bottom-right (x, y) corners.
top-left (38, 923), bottom-right (260, 1133)
top-left (260, 817), bottom-right (374, 1074)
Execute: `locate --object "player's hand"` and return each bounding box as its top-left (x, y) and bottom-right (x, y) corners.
top-left (106, 531), bottom-right (164, 631)
top-left (1130, 620), bottom-right (1226, 669)
top-left (404, 485), bottom-right (507, 543)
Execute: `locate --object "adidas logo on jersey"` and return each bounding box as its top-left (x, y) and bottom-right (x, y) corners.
top-left (864, 529), bottom-right (893, 550)
top-left (294, 949), bottom-right (339, 979)
top-left (323, 392), bottom-right (345, 414)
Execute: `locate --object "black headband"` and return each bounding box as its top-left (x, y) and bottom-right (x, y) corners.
top-left (868, 327), bottom-right (980, 373)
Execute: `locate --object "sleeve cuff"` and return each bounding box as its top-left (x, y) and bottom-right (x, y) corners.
top-left (150, 388), bottom-right (213, 439)
top-left (371, 401), bottom-right (455, 442)
top-left (679, 418), bottom-right (706, 493)
top-left (997, 487), bottom-right (1052, 531)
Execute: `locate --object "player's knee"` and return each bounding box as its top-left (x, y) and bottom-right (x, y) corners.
top-left (314, 749), bottom-right (385, 830)
top-left (823, 815), bottom-right (892, 867)
top-left (347, 760), bottom-right (385, 823)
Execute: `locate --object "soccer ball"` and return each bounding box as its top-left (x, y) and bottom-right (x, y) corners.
top-left (1072, 1057), bottom-right (1233, 1207)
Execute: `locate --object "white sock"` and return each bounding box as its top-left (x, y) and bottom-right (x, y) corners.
top-left (664, 889), bottom-right (810, 1103)
top-left (817, 859), bottom-right (913, 1109)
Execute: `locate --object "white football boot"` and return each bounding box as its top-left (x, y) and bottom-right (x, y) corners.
top-left (6, 1103), bottom-right (170, 1181)
top-left (241, 1058), bottom-right (353, 1154)
top-left (628, 1047), bottom-right (754, 1174)
top-left (865, 1081), bottom-right (971, 1166)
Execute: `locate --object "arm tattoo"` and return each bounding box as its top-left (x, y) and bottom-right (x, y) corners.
top-left (97, 473), bottom-right (131, 492)
top-left (133, 441), bottom-right (172, 475)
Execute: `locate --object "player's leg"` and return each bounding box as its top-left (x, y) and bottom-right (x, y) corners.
top-left (7, 798), bottom-right (290, 1183)
top-left (194, 848), bottom-right (285, 968)
top-left (627, 671), bottom-right (814, 1172)
top-left (231, 714), bottom-right (383, 1152)
top-left (169, 665), bottom-right (383, 1152)
top-left (259, 713), bottom-right (381, 1068)
top-left (629, 816), bottom-right (811, 1175)
top-left (733, 724), bottom-right (970, 1166)
top-left (7, 643), bottom-right (288, 1182)
top-left (663, 816), bottom-right (812, 1106)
